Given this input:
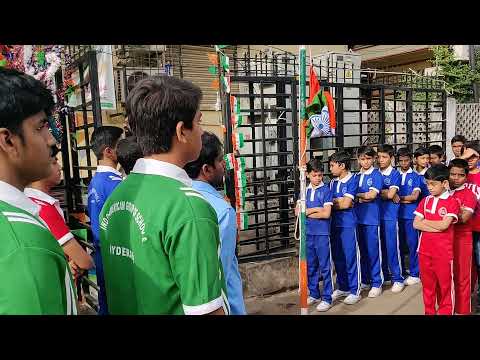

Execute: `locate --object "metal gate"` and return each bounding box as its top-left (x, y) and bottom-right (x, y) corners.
top-left (60, 48), bottom-right (103, 311)
top-left (226, 51), bottom-right (447, 263)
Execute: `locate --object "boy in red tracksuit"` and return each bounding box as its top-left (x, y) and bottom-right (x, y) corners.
top-left (414, 164), bottom-right (460, 315)
top-left (449, 159), bottom-right (478, 314)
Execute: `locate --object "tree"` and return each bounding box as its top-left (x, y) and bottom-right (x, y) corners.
top-left (431, 45), bottom-right (480, 103)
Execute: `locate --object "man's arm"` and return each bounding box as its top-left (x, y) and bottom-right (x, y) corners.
top-left (421, 216), bottom-right (456, 232)
top-left (307, 204), bottom-right (332, 219)
top-left (333, 196), bottom-right (354, 210)
top-left (400, 189), bottom-right (421, 203)
top-left (63, 239), bottom-right (94, 270)
top-left (413, 216), bottom-right (441, 233)
top-left (357, 189), bottom-right (378, 202)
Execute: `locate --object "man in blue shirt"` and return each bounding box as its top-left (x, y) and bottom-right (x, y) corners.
top-left (396, 147), bottom-right (422, 286)
top-left (329, 151), bottom-right (362, 305)
top-left (377, 144), bottom-right (404, 293)
top-left (302, 158), bottom-right (334, 312)
top-left (185, 132), bottom-right (246, 315)
top-left (355, 145), bottom-right (384, 298)
top-left (87, 125), bottom-right (124, 315)
top-left (414, 147), bottom-right (430, 199)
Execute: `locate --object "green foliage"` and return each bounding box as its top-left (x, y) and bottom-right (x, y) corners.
top-left (431, 45), bottom-right (480, 102)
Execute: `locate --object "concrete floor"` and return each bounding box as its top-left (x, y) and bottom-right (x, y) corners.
top-left (245, 283), bottom-right (424, 315)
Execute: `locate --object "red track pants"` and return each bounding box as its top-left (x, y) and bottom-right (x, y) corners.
top-left (419, 253), bottom-right (454, 315)
top-left (453, 232), bottom-right (472, 315)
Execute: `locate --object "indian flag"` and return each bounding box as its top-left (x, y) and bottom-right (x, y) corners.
top-left (236, 186), bottom-right (247, 208)
top-left (236, 168), bottom-right (247, 188)
top-left (237, 211), bottom-right (249, 230)
top-left (222, 74), bottom-right (230, 93)
top-left (221, 54), bottom-right (230, 73)
top-left (232, 133), bottom-right (245, 150)
top-left (237, 156), bottom-right (246, 172)
top-left (224, 153), bottom-right (235, 170)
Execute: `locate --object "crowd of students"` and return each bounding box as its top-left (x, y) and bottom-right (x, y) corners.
top-left (0, 67), bottom-right (248, 315)
top-left (2, 65), bottom-right (480, 316)
top-left (302, 136), bottom-right (480, 315)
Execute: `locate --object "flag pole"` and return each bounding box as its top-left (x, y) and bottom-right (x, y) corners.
top-left (298, 45), bottom-right (308, 315)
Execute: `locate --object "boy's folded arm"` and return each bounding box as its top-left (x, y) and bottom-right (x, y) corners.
top-left (422, 216), bottom-right (456, 231)
top-left (335, 196), bottom-right (354, 209)
top-left (413, 216), bottom-right (440, 232)
top-left (307, 205), bottom-right (332, 219)
top-left (459, 207), bottom-right (474, 223)
top-left (400, 189), bottom-right (420, 203)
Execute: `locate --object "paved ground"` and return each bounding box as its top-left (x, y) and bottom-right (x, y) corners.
top-left (246, 283), bottom-right (424, 315)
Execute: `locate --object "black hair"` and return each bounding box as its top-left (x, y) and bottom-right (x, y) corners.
top-left (90, 126), bottom-right (124, 160)
top-left (0, 67), bottom-right (55, 140)
top-left (424, 164), bottom-right (450, 182)
top-left (184, 131), bottom-right (223, 179)
top-left (463, 140), bottom-right (480, 155)
top-left (126, 75), bottom-right (202, 157)
top-left (377, 144), bottom-right (395, 157)
top-left (428, 144), bottom-right (444, 158)
top-left (307, 158), bottom-right (323, 173)
top-left (396, 147), bottom-right (412, 159)
top-left (414, 146), bottom-right (429, 158)
top-left (448, 158), bottom-right (469, 175)
top-left (357, 145), bottom-right (376, 157)
top-left (329, 150), bottom-right (351, 170)
top-left (451, 135), bottom-right (466, 145)
top-left (117, 137), bottom-right (143, 175)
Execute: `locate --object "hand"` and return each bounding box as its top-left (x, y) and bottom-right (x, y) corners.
top-left (69, 260), bottom-right (80, 279)
top-left (358, 198), bottom-right (365, 203)
top-left (393, 194), bottom-right (400, 204)
top-left (461, 147), bottom-right (479, 160)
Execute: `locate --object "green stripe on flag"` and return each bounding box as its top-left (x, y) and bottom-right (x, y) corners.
top-left (224, 153), bottom-right (235, 170)
top-left (208, 65), bottom-right (218, 75)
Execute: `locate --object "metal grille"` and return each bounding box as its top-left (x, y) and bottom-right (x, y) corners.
top-left (456, 103), bottom-right (480, 140)
top-left (226, 53), bottom-right (447, 263)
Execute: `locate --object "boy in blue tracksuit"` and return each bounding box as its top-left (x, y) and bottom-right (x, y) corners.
top-left (329, 151), bottom-right (362, 305)
top-left (355, 145), bottom-right (384, 298)
top-left (87, 125), bottom-right (124, 315)
top-left (302, 159), bottom-right (335, 312)
top-left (414, 147), bottom-right (430, 199)
top-left (396, 147), bottom-right (422, 286)
top-left (377, 144), bottom-right (405, 293)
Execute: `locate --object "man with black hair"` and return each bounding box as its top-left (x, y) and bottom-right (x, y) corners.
top-left (87, 125), bottom-right (124, 315)
top-left (100, 76), bottom-right (229, 315)
top-left (428, 144), bottom-right (445, 166)
top-left (414, 147), bottom-right (430, 199)
top-left (185, 131), bottom-right (246, 315)
top-left (355, 145), bottom-right (384, 298)
top-left (413, 164), bottom-right (460, 315)
top-left (328, 150), bottom-right (361, 305)
top-left (449, 158), bottom-right (477, 314)
top-left (117, 137), bottom-right (143, 176)
top-left (0, 68), bottom-right (77, 314)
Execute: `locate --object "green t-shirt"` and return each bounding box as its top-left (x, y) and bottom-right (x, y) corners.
top-left (0, 201), bottom-right (77, 315)
top-left (99, 167), bottom-right (230, 315)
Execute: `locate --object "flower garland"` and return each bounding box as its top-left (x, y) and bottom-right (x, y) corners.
top-left (216, 46), bottom-right (249, 230)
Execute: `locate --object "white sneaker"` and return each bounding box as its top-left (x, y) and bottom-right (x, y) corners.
top-left (332, 289), bottom-right (349, 301)
top-left (316, 301), bottom-right (332, 312)
top-left (360, 283), bottom-right (371, 291)
top-left (404, 276), bottom-right (421, 286)
top-left (307, 296), bottom-right (320, 305)
top-left (368, 287), bottom-right (383, 298)
top-left (391, 282), bottom-right (405, 293)
top-left (343, 294), bottom-right (361, 305)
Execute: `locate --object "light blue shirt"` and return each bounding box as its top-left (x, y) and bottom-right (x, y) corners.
top-left (192, 180), bottom-right (247, 315)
